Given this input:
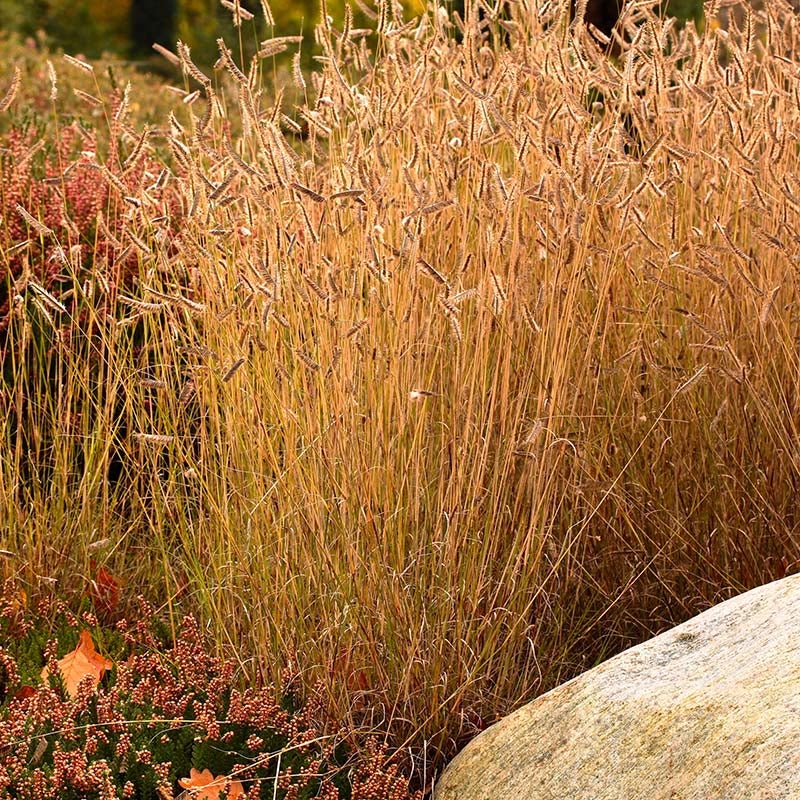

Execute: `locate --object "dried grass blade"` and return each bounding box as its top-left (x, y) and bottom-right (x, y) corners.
top-left (0, 65), bottom-right (21, 112)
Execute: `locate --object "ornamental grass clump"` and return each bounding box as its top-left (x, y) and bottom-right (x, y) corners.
top-left (0, 586), bottom-right (420, 800)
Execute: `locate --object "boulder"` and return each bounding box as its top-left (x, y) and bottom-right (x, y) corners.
top-left (434, 575), bottom-right (800, 800)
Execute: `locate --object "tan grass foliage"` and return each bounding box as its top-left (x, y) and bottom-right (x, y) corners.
top-left (3, 0), bottom-right (800, 787)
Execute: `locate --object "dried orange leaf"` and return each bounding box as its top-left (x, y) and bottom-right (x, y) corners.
top-left (40, 629), bottom-right (113, 699)
top-left (87, 559), bottom-right (121, 615)
top-left (10, 588), bottom-right (27, 611)
top-left (179, 768), bottom-right (245, 800)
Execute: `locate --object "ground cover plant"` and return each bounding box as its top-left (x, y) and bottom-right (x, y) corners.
top-left (0, 585), bottom-right (420, 799)
top-left (2, 0), bottom-right (800, 793)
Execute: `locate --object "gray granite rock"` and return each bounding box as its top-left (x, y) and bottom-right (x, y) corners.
top-left (434, 575), bottom-right (800, 800)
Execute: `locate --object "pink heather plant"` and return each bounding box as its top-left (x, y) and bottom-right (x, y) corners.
top-left (0, 586), bottom-right (421, 800)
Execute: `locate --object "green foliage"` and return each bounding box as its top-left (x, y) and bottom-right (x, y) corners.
top-left (662, 0), bottom-right (704, 25)
top-left (0, 0), bottom-right (130, 58)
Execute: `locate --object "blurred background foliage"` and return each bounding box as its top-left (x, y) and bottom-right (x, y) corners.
top-left (0, 0), bottom-right (705, 68)
top-left (0, 0), bottom-right (332, 65)
top-left (663, 0), bottom-right (704, 24)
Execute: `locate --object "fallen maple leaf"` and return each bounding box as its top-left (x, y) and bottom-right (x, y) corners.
top-left (179, 768), bottom-right (245, 800)
top-left (41, 629), bottom-right (113, 699)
